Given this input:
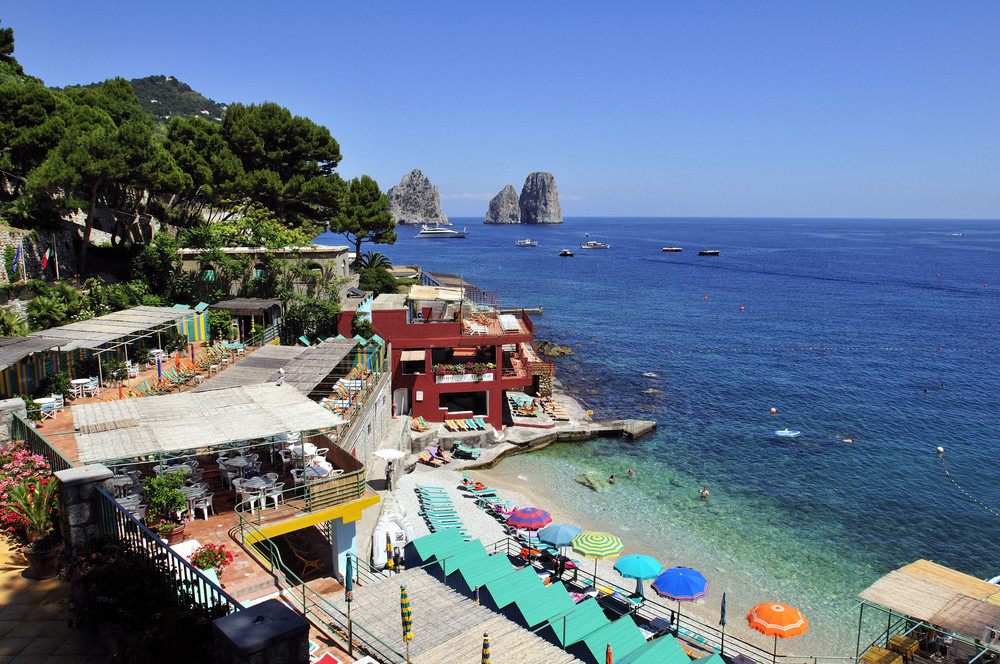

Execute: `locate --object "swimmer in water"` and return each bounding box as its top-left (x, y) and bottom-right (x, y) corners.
top-left (699, 486), bottom-right (709, 500)
top-left (627, 468), bottom-right (635, 478)
top-left (608, 474), bottom-right (615, 485)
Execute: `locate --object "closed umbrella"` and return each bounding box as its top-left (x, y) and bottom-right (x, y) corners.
top-left (606, 642), bottom-right (613, 664)
top-left (747, 602), bottom-right (808, 664)
top-left (386, 532), bottom-right (395, 570)
top-left (613, 554), bottom-right (663, 597)
top-left (345, 555), bottom-right (354, 657)
top-left (719, 592), bottom-right (727, 655)
top-left (481, 632), bottom-right (490, 664)
top-left (652, 567), bottom-right (709, 634)
top-left (400, 584), bottom-right (413, 663)
top-left (571, 532), bottom-right (624, 583)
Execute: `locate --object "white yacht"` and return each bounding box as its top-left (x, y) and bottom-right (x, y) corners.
top-left (415, 225), bottom-right (468, 239)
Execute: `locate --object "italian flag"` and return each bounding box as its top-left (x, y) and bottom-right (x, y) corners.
top-left (41, 247), bottom-right (51, 269)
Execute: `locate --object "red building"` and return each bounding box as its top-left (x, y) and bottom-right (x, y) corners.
top-left (347, 284), bottom-right (551, 429)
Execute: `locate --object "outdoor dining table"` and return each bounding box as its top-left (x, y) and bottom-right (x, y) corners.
top-left (179, 486), bottom-right (206, 513)
top-left (289, 443), bottom-right (318, 458)
top-left (242, 476), bottom-right (274, 491)
top-left (305, 464), bottom-right (342, 478)
top-left (161, 465), bottom-right (191, 476)
top-left (70, 378), bottom-right (90, 397)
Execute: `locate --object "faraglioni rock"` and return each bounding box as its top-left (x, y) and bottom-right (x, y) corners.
top-left (387, 169), bottom-right (449, 226)
top-left (483, 185), bottom-right (521, 224)
top-left (519, 172), bottom-right (563, 224)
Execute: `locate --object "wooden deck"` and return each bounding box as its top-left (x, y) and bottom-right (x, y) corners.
top-left (322, 568), bottom-right (583, 664)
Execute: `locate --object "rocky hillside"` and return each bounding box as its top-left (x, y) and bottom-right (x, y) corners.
top-left (387, 169), bottom-right (449, 226)
top-left (484, 172), bottom-right (563, 224)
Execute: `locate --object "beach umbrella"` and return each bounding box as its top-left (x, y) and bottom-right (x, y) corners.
top-left (613, 554), bottom-right (663, 597)
top-left (506, 507), bottom-right (552, 531)
top-left (747, 602), bottom-right (808, 664)
top-left (507, 507), bottom-right (552, 559)
top-left (400, 584), bottom-right (413, 663)
top-left (481, 632), bottom-right (490, 664)
top-left (386, 532), bottom-right (395, 570)
top-left (373, 449), bottom-right (406, 461)
top-left (571, 532), bottom-right (624, 583)
top-left (156, 356), bottom-right (162, 382)
top-left (719, 592), bottom-right (727, 654)
top-left (345, 555), bottom-right (354, 657)
top-left (538, 523), bottom-right (582, 549)
top-left (652, 567), bottom-right (709, 633)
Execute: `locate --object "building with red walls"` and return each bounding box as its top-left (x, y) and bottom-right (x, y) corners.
top-left (346, 283), bottom-right (552, 429)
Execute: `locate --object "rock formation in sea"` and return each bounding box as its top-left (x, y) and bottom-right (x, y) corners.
top-left (386, 169), bottom-right (449, 226)
top-left (536, 339), bottom-right (572, 357)
top-left (518, 172), bottom-right (563, 224)
top-left (483, 185), bottom-right (521, 224)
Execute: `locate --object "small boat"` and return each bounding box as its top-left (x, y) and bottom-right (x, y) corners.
top-left (515, 238), bottom-right (538, 247)
top-left (581, 241), bottom-right (610, 249)
top-left (662, 247), bottom-right (683, 252)
top-left (642, 372), bottom-right (659, 378)
top-left (559, 250), bottom-right (575, 256)
top-left (415, 224), bottom-right (467, 239)
top-left (698, 250), bottom-right (720, 256)
top-left (774, 429), bottom-right (801, 437)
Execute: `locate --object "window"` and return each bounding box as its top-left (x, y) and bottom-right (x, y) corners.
top-left (253, 264), bottom-right (267, 279)
top-left (200, 266), bottom-right (216, 283)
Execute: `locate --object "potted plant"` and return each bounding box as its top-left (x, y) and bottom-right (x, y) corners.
top-left (190, 542), bottom-right (233, 576)
top-left (4, 477), bottom-right (62, 578)
top-left (143, 473), bottom-right (188, 543)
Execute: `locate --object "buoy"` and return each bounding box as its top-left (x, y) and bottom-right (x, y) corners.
top-left (769, 408), bottom-right (776, 416)
top-left (740, 306), bottom-right (744, 311)
top-left (704, 296), bottom-right (708, 300)
top-left (937, 446), bottom-right (945, 456)
top-left (586, 410), bottom-right (593, 416)
top-left (985, 284), bottom-right (988, 287)
top-left (843, 439), bottom-right (853, 444)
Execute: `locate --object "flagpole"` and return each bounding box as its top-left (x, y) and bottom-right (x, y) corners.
top-left (20, 239), bottom-right (25, 283)
top-left (52, 233), bottom-right (60, 280)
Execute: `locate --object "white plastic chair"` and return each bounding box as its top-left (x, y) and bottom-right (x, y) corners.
top-left (51, 394), bottom-right (65, 410)
top-left (291, 469), bottom-right (305, 488)
top-left (237, 489), bottom-right (260, 512)
top-left (278, 449), bottom-right (292, 472)
top-left (192, 493), bottom-right (215, 520)
top-left (265, 482), bottom-right (285, 509)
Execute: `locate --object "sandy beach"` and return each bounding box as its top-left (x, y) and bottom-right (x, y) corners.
top-left (382, 381), bottom-right (850, 657)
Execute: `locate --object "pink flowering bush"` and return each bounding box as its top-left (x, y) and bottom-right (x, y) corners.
top-left (190, 542), bottom-right (233, 574)
top-left (0, 441), bottom-right (53, 540)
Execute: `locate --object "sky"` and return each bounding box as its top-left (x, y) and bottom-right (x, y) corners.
top-left (4, 2), bottom-right (1000, 219)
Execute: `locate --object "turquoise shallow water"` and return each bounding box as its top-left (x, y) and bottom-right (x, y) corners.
top-left (316, 217), bottom-right (1000, 651)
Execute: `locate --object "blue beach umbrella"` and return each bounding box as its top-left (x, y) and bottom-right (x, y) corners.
top-left (538, 523), bottom-right (582, 548)
top-left (345, 555), bottom-right (354, 656)
top-left (652, 566), bottom-right (709, 631)
top-left (613, 554), bottom-right (663, 597)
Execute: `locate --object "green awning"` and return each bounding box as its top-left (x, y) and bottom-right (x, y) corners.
top-left (512, 581), bottom-right (577, 629)
top-left (482, 566), bottom-right (543, 609)
top-left (579, 615), bottom-right (648, 664)
top-left (617, 633), bottom-right (692, 664)
top-left (541, 598), bottom-right (608, 647)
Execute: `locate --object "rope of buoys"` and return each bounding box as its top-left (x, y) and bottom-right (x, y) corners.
top-left (938, 451), bottom-right (1000, 519)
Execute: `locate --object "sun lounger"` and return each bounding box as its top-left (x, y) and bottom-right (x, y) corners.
top-left (415, 484), bottom-right (448, 493)
top-left (429, 447), bottom-right (452, 463)
top-left (418, 453), bottom-right (443, 467)
top-left (411, 417), bottom-right (431, 432)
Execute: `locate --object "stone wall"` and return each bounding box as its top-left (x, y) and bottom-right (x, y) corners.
top-left (0, 398), bottom-right (26, 446)
top-left (54, 463), bottom-right (115, 549)
top-left (340, 373), bottom-right (393, 461)
top-left (0, 226), bottom-right (78, 284)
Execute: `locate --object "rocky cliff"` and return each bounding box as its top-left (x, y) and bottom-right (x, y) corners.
top-left (483, 185), bottom-right (521, 224)
top-left (518, 172), bottom-right (563, 224)
top-left (386, 169), bottom-right (449, 226)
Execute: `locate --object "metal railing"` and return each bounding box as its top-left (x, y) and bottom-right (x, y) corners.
top-left (94, 486), bottom-right (243, 616)
top-left (11, 412), bottom-right (73, 471)
top-left (234, 467), bottom-right (369, 526)
top-left (234, 513), bottom-right (402, 663)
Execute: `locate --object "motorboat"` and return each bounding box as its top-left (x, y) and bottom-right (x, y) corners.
top-left (774, 429), bottom-right (801, 437)
top-left (515, 238), bottom-right (538, 247)
top-left (559, 250), bottom-right (575, 256)
top-left (581, 241), bottom-right (610, 249)
top-left (662, 247), bottom-right (683, 252)
top-left (698, 250), bottom-right (720, 256)
top-left (415, 225), bottom-right (467, 239)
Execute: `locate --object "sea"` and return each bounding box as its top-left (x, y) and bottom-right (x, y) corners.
top-left (315, 217), bottom-right (1000, 653)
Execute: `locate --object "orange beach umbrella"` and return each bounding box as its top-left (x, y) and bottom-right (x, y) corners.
top-left (747, 602), bottom-right (808, 664)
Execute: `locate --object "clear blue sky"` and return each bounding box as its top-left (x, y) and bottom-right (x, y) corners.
top-left (5, 2), bottom-right (999, 219)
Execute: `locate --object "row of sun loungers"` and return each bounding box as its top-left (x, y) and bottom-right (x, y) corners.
top-left (414, 485), bottom-right (470, 540)
top-left (541, 397), bottom-right (570, 421)
top-left (444, 417), bottom-right (487, 432)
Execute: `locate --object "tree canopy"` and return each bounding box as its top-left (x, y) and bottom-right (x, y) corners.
top-left (337, 175), bottom-right (396, 264)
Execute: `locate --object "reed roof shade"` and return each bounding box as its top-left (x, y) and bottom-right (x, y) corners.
top-left (192, 345), bottom-right (307, 393)
top-left (400, 350), bottom-right (425, 361)
top-left (277, 338), bottom-right (358, 394)
top-left (25, 306), bottom-right (192, 352)
top-left (859, 559), bottom-right (1000, 639)
top-left (71, 383), bottom-right (344, 463)
top-left (207, 298), bottom-right (283, 315)
top-left (0, 336), bottom-right (67, 371)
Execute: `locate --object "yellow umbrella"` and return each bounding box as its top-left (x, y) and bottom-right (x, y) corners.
top-left (401, 584), bottom-right (413, 663)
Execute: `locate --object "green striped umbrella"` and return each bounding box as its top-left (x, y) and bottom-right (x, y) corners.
top-left (571, 532), bottom-right (624, 583)
top-left (401, 584), bottom-right (413, 663)
top-left (481, 632), bottom-right (490, 664)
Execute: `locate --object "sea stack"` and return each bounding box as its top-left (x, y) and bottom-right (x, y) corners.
top-left (387, 169), bottom-right (449, 226)
top-left (519, 172), bottom-right (563, 224)
top-left (484, 185), bottom-right (521, 224)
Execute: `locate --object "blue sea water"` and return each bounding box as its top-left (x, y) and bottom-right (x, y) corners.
top-left (316, 217), bottom-right (1000, 649)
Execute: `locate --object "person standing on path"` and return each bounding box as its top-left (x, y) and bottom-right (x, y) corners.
top-left (385, 460), bottom-right (393, 491)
